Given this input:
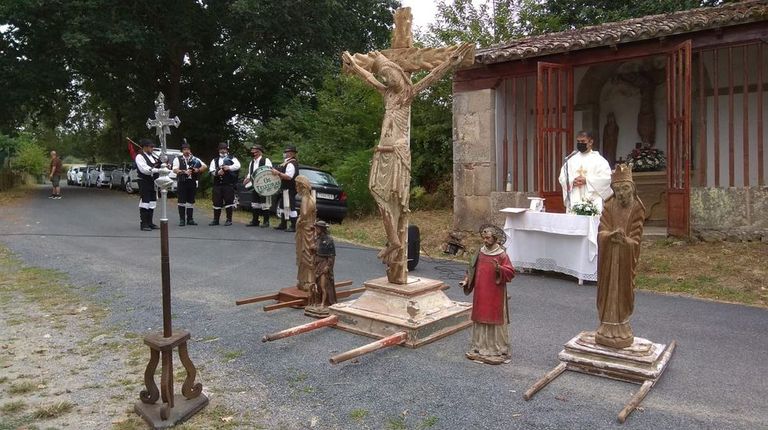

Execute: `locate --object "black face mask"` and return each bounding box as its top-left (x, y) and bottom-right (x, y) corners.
top-left (577, 142), bottom-right (588, 152)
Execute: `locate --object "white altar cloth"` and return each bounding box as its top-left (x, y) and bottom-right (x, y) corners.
top-left (502, 209), bottom-right (599, 282)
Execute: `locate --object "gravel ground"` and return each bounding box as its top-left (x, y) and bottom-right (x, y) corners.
top-left (1, 184), bottom-right (767, 429)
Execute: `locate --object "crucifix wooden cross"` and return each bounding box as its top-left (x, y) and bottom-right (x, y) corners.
top-left (348, 8), bottom-right (473, 76)
top-left (342, 7), bottom-right (474, 284)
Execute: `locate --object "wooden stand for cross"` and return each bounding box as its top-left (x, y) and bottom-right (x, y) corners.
top-left (135, 93), bottom-right (207, 429)
top-left (523, 331), bottom-right (676, 423)
top-left (235, 281), bottom-right (363, 312)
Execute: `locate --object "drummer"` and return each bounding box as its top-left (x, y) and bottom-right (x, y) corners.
top-left (243, 143), bottom-right (273, 227)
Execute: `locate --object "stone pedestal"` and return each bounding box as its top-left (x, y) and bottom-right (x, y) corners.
top-left (329, 277), bottom-right (472, 348)
top-left (524, 331), bottom-right (676, 423)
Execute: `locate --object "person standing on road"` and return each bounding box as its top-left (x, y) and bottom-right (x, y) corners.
top-left (48, 151), bottom-right (63, 199)
top-left (271, 145), bottom-right (299, 232)
top-left (135, 138), bottom-right (161, 231)
top-left (209, 142), bottom-right (240, 226)
top-left (243, 144), bottom-right (273, 227)
top-left (172, 140), bottom-right (207, 226)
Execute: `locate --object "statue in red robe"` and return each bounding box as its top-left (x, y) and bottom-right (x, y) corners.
top-left (460, 225), bottom-right (515, 365)
top-left (595, 164), bottom-right (645, 348)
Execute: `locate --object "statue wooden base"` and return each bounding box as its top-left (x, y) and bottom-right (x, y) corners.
top-left (135, 330), bottom-right (208, 429)
top-left (523, 331), bottom-right (676, 423)
top-left (235, 281), bottom-right (362, 312)
top-left (329, 276), bottom-right (471, 348)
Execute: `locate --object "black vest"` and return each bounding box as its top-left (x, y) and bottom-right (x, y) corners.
top-left (248, 157), bottom-right (267, 177)
top-left (213, 157), bottom-right (237, 185)
top-left (178, 156), bottom-right (201, 181)
top-left (279, 159), bottom-right (298, 193)
top-left (137, 153), bottom-right (159, 181)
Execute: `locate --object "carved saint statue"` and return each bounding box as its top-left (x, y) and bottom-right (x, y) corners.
top-left (459, 225), bottom-right (516, 365)
top-left (295, 175), bottom-right (316, 292)
top-left (602, 112), bottom-right (619, 167)
top-left (305, 221), bottom-right (337, 318)
top-left (341, 9), bottom-right (473, 284)
top-left (595, 164), bottom-right (646, 348)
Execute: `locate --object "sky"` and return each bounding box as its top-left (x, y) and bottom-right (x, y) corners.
top-left (400, 0), bottom-right (489, 30)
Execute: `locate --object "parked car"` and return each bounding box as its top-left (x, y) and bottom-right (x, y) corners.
top-left (90, 163), bottom-right (118, 187)
top-left (81, 165), bottom-right (96, 186)
top-left (236, 165), bottom-right (348, 223)
top-left (109, 163), bottom-right (132, 190)
top-left (67, 165), bottom-right (85, 185)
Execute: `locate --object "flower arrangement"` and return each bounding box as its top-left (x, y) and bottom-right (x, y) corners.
top-left (626, 145), bottom-right (666, 172)
top-left (571, 199), bottom-right (600, 216)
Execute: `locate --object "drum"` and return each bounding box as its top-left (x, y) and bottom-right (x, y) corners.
top-left (251, 165), bottom-right (281, 196)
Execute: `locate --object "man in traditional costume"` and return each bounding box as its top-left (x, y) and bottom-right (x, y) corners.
top-left (558, 130), bottom-right (612, 213)
top-left (460, 225), bottom-right (516, 365)
top-left (595, 164), bottom-right (645, 348)
top-left (172, 140), bottom-right (207, 226)
top-left (208, 142), bottom-right (240, 226)
top-left (305, 220), bottom-right (337, 318)
top-left (243, 144), bottom-right (272, 227)
top-left (271, 146), bottom-right (299, 232)
top-left (135, 138), bottom-right (161, 231)
top-left (294, 175), bottom-right (316, 292)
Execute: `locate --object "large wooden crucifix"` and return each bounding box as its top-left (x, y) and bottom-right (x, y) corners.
top-left (342, 7), bottom-right (474, 285)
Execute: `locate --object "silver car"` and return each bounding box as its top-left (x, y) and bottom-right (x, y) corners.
top-left (109, 163), bottom-right (132, 190)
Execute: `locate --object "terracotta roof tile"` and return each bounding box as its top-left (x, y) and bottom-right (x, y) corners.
top-left (476, 0), bottom-right (768, 64)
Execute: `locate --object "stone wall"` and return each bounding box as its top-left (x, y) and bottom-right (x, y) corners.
top-left (691, 186), bottom-right (768, 241)
top-left (453, 88), bottom-right (495, 231)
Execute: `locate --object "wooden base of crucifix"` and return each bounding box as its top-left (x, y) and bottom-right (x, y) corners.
top-left (523, 331), bottom-right (676, 423)
top-left (234, 281), bottom-right (363, 312)
top-left (134, 330), bottom-right (209, 428)
top-left (261, 277), bottom-right (472, 364)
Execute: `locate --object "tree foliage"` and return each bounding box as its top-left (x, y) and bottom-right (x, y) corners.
top-left (0, 0), bottom-right (397, 160)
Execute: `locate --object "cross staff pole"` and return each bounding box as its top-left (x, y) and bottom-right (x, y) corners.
top-left (146, 92), bottom-right (180, 338)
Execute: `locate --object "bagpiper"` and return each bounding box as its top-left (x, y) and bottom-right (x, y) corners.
top-left (134, 138), bottom-right (161, 231)
top-left (172, 139), bottom-right (207, 226)
top-left (209, 142), bottom-right (240, 226)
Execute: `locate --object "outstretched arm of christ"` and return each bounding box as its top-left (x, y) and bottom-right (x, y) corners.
top-left (412, 42), bottom-right (474, 95)
top-left (342, 51), bottom-right (387, 93)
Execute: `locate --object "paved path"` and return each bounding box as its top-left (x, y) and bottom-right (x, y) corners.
top-left (1, 185), bottom-right (766, 429)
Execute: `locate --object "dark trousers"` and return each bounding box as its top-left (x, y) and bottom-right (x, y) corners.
top-left (138, 178), bottom-right (156, 227)
top-left (177, 180), bottom-right (197, 221)
top-left (212, 184), bottom-right (235, 222)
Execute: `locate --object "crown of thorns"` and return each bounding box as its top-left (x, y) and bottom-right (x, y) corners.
top-left (479, 224), bottom-right (506, 246)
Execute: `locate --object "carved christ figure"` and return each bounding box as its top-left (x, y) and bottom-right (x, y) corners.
top-left (341, 43), bottom-right (473, 284)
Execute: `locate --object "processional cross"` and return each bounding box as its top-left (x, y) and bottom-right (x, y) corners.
top-left (135, 93), bottom-right (207, 427)
top-left (342, 7), bottom-right (474, 284)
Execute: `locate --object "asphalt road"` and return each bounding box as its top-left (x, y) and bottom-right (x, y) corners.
top-left (1, 184), bottom-right (767, 430)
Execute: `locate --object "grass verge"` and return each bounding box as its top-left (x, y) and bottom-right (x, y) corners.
top-left (335, 210), bottom-right (768, 307)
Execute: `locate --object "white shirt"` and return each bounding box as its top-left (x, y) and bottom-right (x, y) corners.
top-left (135, 151), bottom-right (158, 176)
top-left (283, 159), bottom-right (296, 178)
top-left (558, 150), bottom-right (612, 213)
top-left (247, 156), bottom-right (273, 176)
top-left (209, 154), bottom-right (241, 175)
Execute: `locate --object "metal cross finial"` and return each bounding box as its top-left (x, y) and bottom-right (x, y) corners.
top-left (146, 92), bottom-right (180, 151)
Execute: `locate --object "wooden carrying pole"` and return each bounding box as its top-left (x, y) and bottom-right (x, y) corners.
top-left (329, 331), bottom-right (407, 365)
top-left (261, 316), bottom-right (338, 342)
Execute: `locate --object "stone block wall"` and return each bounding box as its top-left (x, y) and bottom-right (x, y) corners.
top-left (453, 88), bottom-right (495, 231)
top-left (691, 186), bottom-right (768, 241)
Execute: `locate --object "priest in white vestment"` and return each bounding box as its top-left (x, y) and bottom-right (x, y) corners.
top-left (558, 131), bottom-right (613, 213)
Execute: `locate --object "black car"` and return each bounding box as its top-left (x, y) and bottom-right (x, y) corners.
top-left (236, 165), bottom-right (348, 223)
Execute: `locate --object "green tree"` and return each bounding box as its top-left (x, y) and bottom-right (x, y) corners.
top-left (1, 0), bottom-right (398, 160)
top-left (427, 0), bottom-right (521, 48)
top-left (517, 0), bottom-right (730, 35)
top-left (11, 135), bottom-right (47, 176)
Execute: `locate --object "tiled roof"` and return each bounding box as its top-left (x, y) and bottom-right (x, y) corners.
top-left (476, 0), bottom-right (768, 64)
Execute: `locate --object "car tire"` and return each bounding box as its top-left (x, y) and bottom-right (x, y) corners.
top-left (125, 181), bottom-right (133, 193)
top-left (407, 224), bottom-right (420, 271)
